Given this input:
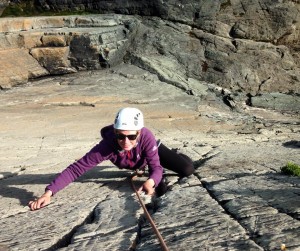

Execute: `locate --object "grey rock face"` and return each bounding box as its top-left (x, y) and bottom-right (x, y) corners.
top-left (0, 64), bottom-right (299, 251)
top-left (125, 17), bottom-right (299, 112)
top-left (126, 18), bottom-right (299, 95)
top-left (0, 10), bottom-right (300, 111)
top-left (31, 0), bottom-right (300, 48)
top-left (1, 1), bottom-right (300, 111)
top-left (197, 142), bottom-right (300, 251)
top-left (251, 93), bottom-right (300, 111)
top-left (0, 2), bottom-right (299, 250)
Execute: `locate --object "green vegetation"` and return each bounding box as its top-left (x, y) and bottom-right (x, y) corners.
top-left (281, 162), bottom-right (300, 177)
top-left (1, 0), bottom-right (41, 17)
top-left (1, 0), bottom-right (99, 17)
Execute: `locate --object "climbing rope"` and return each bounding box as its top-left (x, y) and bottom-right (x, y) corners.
top-left (130, 175), bottom-right (170, 251)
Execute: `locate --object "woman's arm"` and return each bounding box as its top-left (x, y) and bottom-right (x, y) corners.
top-left (28, 141), bottom-right (110, 210)
top-left (140, 128), bottom-right (163, 192)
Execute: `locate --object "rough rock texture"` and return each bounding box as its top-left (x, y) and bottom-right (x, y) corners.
top-left (0, 48), bottom-right (49, 89)
top-left (0, 0), bottom-right (8, 16)
top-left (0, 10), bottom-right (299, 111)
top-left (0, 64), bottom-right (299, 251)
top-left (0, 2), bottom-right (299, 250)
top-left (125, 17), bottom-right (299, 97)
top-left (251, 93), bottom-right (300, 111)
top-left (0, 15), bottom-right (139, 87)
top-left (30, 0), bottom-right (300, 64)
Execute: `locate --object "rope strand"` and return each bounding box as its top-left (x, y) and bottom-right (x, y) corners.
top-left (130, 175), bottom-right (170, 251)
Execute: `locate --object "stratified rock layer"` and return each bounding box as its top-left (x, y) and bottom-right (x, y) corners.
top-left (0, 15), bottom-right (138, 88)
top-left (0, 12), bottom-right (299, 111)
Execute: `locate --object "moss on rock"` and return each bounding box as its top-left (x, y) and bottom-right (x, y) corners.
top-left (281, 162), bottom-right (300, 177)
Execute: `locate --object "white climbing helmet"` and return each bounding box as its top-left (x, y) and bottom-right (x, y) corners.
top-left (113, 107), bottom-right (144, 130)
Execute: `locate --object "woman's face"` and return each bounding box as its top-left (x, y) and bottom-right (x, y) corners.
top-left (115, 130), bottom-right (140, 151)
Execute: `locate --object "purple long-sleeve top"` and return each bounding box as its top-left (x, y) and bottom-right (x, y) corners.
top-left (46, 125), bottom-right (163, 195)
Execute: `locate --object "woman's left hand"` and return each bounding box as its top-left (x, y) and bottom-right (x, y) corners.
top-left (138, 179), bottom-right (155, 195)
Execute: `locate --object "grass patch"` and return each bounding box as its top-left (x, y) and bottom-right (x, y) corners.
top-left (281, 162), bottom-right (300, 177)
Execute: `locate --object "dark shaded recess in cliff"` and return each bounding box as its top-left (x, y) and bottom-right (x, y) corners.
top-left (1, 0), bottom-right (100, 17)
top-left (35, 0), bottom-right (168, 17)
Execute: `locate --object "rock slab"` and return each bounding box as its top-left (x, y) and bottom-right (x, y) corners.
top-left (0, 64), bottom-right (299, 250)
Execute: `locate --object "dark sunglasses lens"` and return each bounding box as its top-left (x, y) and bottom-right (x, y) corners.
top-left (116, 134), bottom-right (137, 140)
top-left (127, 134), bottom-right (138, 140)
top-left (116, 134), bottom-right (126, 140)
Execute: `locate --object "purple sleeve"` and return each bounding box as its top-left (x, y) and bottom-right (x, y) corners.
top-left (141, 129), bottom-right (163, 187)
top-left (46, 141), bottom-right (110, 195)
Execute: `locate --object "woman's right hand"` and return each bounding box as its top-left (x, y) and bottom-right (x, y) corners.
top-left (138, 178), bottom-right (155, 196)
top-left (28, 190), bottom-right (53, 211)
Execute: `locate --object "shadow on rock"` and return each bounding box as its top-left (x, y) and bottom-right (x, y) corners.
top-left (282, 140), bottom-right (300, 149)
top-left (0, 166), bottom-right (141, 206)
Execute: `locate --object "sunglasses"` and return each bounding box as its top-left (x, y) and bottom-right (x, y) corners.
top-left (116, 133), bottom-right (138, 141)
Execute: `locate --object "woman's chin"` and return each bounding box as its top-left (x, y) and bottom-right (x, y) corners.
top-left (122, 145), bottom-right (133, 151)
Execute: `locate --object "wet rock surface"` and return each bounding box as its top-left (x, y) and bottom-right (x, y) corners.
top-left (0, 64), bottom-right (299, 250)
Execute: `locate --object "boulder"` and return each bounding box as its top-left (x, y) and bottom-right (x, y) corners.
top-left (0, 15), bottom-right (140, 87)
top-left (0, 48), bottom-right (48, 89)
top-left (250, 93), bottom-right (300, 112)
top-left (30, 47), bottom-right (76, 74)
top-left (41, 34), bottom-right (67, 47)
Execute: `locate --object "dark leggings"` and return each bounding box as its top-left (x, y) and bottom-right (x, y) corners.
top-left (155, 143), bottom-right (195, 196)
top-left (158, 143), bottom-right (195, 177)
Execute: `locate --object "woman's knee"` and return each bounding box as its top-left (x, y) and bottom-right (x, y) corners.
top-left (177, 153), bottom-right (195, 177)
top-left (179, 153), bottom-right (195, 177)
top-left (158, 143), bottom-right (195, 177)
top-left (180, 163), bottom-right (195, 177)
